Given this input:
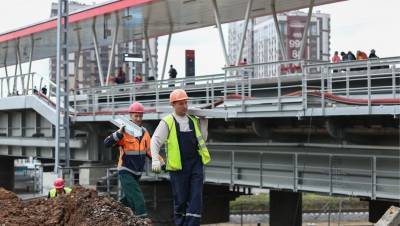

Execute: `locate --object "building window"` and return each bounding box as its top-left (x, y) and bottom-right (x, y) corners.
top-left (104, 13), bottom-right (112, 39)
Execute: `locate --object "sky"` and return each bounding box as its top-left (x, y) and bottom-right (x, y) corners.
top-left (0, 0), bottom-right (399, 79)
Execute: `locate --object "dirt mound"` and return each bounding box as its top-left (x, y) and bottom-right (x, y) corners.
top-left (0, 186), bottom-right (151, 226)
top-left (0, 187), bottom-right (18, 200)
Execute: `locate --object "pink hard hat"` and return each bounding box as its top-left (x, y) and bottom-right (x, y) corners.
top-left (128, 101), bottom-right (144, 113)
top-left (54, 178), bottom-right (65, 189)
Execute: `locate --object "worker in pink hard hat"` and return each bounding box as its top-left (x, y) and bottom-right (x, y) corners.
top-left (104, 101), bottom-right (164, 217)
top-left (48, 178), bottom-right (72, 199)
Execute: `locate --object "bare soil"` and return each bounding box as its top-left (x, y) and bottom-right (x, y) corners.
top-left (0, 186), bottom-right (151, 226)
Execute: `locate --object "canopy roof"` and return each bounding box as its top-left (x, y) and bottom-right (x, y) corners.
top-left (0, 0), bottom-right (344, 67)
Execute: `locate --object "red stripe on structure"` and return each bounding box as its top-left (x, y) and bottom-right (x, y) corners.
top-left (0, 0), bottom-right (153, 43)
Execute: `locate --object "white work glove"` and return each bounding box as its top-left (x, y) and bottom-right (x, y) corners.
top-left (152, 159), bottom-right (162, 173)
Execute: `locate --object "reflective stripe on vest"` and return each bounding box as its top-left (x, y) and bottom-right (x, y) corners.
top-left (123, 150), bottom-right (147, 155)
top-left (163, 114), bottom-right (211, 171)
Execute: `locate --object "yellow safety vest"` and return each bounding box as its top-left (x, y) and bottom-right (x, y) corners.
top-left (163, 114), bottom-right (211, 170)
top-left (49, 187), bottom-right (72, 198)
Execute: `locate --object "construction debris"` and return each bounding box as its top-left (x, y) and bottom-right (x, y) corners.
top-left (375, 206), bottom-right (400, 226)
top-left (0, 186), bottom-right (151, 226)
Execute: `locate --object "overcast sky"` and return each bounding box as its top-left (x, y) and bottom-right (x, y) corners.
top-left (0, 0), bottom-right (399, 78)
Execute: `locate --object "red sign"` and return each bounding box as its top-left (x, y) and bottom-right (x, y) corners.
top-left (186, 50), bottom-right (195, 59)
top-left (286, 16), bottom-right (307, 59)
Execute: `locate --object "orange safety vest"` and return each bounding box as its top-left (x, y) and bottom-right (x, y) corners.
top-left (116, 129), bottom-right (151, 175)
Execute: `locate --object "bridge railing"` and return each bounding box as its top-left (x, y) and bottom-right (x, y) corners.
top-left (303, 57), bottom-right (400, 115)
top-left (0, 72), bottom-right (61, 100)
top-left (54, 144), bottom-right (400, 200)
top-left (205, 145), bottom-right (400, 200)
top-left (222, 56), bottom-right (400, 115)
top-left (3, 57), bottom-right (399, 117)
top-left (0, 72), bottom-right (39, 97)
top-left (72, 72), bottom-right (244, 114)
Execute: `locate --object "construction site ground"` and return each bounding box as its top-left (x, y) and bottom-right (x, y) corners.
top-left (204, 222), bottom-right (372, 226)
top-left (0, 186), bottom-right (151, 226)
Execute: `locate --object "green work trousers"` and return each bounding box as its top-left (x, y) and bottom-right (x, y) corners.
top-left (119, 171), bottom-right (147, 217)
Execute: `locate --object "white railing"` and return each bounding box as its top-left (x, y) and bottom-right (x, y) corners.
top-left (2, 57), bottom-right (399, 116)
top-left (205, 144), bottom-right (400, 200)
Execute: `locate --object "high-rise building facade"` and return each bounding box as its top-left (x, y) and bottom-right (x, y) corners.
top-left (229, 11), bottom-right (330, 78)
top-left (50, 2), bottom-right (157, 89)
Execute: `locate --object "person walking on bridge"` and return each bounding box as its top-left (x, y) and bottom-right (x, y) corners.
top-left (104, 101), bottom-right (164, 218)
top-left (151, 89), bottom-right (211, 226)
top-left (168, 65), bottom-right (178, 87)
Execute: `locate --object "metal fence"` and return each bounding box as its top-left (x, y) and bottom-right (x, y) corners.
top-left (1, 57), bottom-right (399, 117)
top-left (205, 144), bottom-right (400, 200)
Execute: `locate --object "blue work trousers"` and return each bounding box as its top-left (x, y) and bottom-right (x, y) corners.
top-left (170, 157), bottom-right (203, 226)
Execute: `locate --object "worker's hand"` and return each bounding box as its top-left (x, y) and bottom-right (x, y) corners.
top-left (152, 159), bottom-right (162, 173)
top-left (118, 124), bottom-right (125, 133)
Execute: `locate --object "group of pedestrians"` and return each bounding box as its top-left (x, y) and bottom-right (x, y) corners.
top-left (331, 49), bottom-right (385, 72)
top-left (332, 49), bottom-right (379, 63)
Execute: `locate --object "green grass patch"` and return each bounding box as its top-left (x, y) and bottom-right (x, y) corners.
top-left (230, 192), bottom-right (368, 212)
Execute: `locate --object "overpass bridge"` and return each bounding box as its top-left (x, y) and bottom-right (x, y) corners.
top-left (0, 0), bottom-right (399, 224)
top-left (1, 45), bottom-right (399, 226)
top-left (1, 58), bottom-right (399, 199)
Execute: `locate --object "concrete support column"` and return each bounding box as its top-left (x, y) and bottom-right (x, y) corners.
top-left (369, 199), bottom-right (400, 223)
top-left (270, 190), bottom-right (302, 226)
top-left (0, 157), bottom-right (14, 190)
top-left (141, 181), bottom-right (239, 225)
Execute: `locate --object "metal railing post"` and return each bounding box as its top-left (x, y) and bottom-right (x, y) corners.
top-left (206, 80), bottom-right (210, 104)
top-left (73, 89), bottom-right (77, 118)
top-left (346, 67), bottom-right (350, 98)
top-left (371, 156), bottom-right (376, 200)
top-left (248, 71), bottom-right (252, 97)
top-left (111, 87), bottom-right (115, 117)
top-left (155, 81), bottom-right (159, 111)
top-left (392, 65), bottom-right (396, 99)
top-left (133, 82), bottom-right (136, 101)
top-left (327, 66), bottom-right (332, 93)
top-left (278, 71), bottom-right (282, 111)
top-left (118, 177), bottom-right (122, 200)
top-left (321, 66), bottom-right (326, 115)
top-left (86, 88), bottom-right (90, 113)
top-left (33, 166), bottom-right (37, 193)
top-left (106, 168), bottom-right (110, 193)
top-left (367, 61), bottom-right (371, 114)
top-left (241, 73), bottom-right (245, 111)
top-left (302, 62), bottom-right (308, 112)
top-left (230, 151), bottom-right (235, 186)
top-left (293, 153), bottom-right (298, 192)
top-left (329, 154), bottom-right (333, 195)
top-left (259, 152), bottom-right (263, 188)
top-left (224, 71), bottom-right (227, 99)
top-left (211, 78), bottom-right (215, 109)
